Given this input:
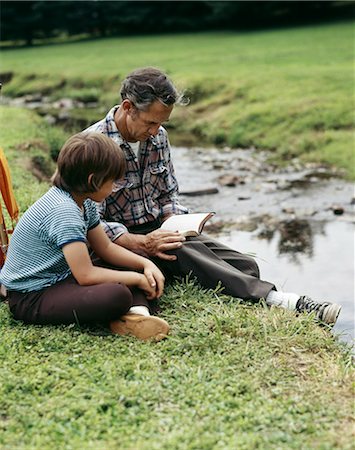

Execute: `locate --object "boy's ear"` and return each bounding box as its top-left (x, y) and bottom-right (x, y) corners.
top-left (88, 173), bottom-right (95, 189)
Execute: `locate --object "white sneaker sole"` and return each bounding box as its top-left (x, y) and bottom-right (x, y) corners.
top-left (321, 303), bottom-right (342, 325)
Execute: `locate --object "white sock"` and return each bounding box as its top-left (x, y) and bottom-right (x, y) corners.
top-left (266, 290), bottom-right (300, 310)
top-left (127, 306), bottom-right (150, 317)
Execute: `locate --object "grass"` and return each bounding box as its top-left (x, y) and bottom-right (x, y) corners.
top-left (1, 21), bottom-right (354, 178)
top-left (0, 103), bottom-right (354, 450)
top-left (0, 280), bottom-right (354, 450)
top-left (0, 24), bottom-right (354, 449)
top-left (0, 106), bottom-right (66, 211)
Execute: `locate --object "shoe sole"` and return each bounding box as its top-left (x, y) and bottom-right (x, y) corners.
top-left (110, 315), bottom-right (170, 342)
top-left (322, 303), bottom-right (342, 325)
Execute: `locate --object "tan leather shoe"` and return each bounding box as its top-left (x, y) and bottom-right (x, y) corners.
top-left (0, 284), bottom-right (7, 299)
top-left (110, 315), bottom-right (170, 342)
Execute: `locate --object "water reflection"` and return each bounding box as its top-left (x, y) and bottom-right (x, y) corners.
top-left (278, 219), bottom-right (313, 256)
top-left (215, 220), bottom-right (354, 345)
top-left (257, 218), bottom-right (315, 263)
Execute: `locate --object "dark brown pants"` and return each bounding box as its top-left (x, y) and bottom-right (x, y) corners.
top-left (8, 275), bottom-right (151, 326)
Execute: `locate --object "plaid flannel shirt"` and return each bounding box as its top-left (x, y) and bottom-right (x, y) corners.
top-left (84, 105), bottom-right (188, 240)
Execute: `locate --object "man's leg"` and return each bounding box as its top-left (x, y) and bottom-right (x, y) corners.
top-left (159, 235), bottom-right (341, 325)
top-left (155, 234), bottom-right (275, 301)
top-left (197, 234), bottom-right (261, 277)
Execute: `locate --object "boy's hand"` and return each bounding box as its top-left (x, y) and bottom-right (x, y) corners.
top-left (143, 262), bottom-right (165, 298)
top-left (136, 274), bottom-right (160, 300)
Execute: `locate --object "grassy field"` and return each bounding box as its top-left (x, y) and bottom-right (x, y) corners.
top-left (1, 21), bottom-right (354, 178)
top-left (0, 85), bottom-right (355, 450)
top-left (1, 280), bottom-right (354, 450)
top-left (0, 25), bottom-right (355, 450)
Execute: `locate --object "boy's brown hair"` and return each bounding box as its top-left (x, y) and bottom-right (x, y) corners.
top-left (52, 132), bottom-right (126, 193)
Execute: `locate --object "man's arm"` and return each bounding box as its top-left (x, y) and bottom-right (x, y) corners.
top-left (115, 229), bottom-right (185, 261)
top-left (98, 200), bottom-right (185, 261)
top-left (96, 130), bottom-right (187, 260)
top-left (97, 199), bottom-right (129, 241)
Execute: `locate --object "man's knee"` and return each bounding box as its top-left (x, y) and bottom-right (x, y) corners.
top-left (246, 257), bottom-right (260, 278)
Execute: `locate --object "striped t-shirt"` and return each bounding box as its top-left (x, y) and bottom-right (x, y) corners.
top-left (0, 187), bottom-right (100, 293)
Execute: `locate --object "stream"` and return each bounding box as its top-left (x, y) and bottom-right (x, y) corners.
top-left (3, 94), bottom-right (354, 345)
top-left (172, 146), bottom-right (354, 345)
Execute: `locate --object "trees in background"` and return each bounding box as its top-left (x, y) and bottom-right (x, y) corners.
top-left (1, 1), bottom-right (353, 45)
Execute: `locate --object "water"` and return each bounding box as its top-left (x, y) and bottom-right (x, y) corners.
top-left (172, 146), bottom-right (354, 345)
top-left (217, 221), bottom-right (354, 344)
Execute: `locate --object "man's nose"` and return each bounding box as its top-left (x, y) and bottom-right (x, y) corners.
top-left (149, 124), bottom-right (161, 135)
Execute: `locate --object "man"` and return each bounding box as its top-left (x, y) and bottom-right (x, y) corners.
top-left (85, 67), bottom-right (341, 325)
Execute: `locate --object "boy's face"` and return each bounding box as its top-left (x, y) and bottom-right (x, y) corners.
top-left (125, 100), bottom-right (173, 142)
top-left (89, 179), bottom-right (115, 202)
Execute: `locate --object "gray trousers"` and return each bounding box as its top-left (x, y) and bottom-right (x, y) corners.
top-left (129, 223), bottom-right (275, 301)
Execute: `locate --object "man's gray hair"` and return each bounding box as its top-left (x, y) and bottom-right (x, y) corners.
top-left (120, 67), bottom-right (187, 111)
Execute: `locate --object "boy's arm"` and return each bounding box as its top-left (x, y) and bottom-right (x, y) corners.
top-left (62, 225), bottom-right (164, 298)
top-left (97, 199), bottom-right (128, 241)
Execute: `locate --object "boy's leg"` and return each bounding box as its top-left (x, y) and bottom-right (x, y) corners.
top-left (8, 275), bottom-right (133, 325)
top-left (108, 285), bottom-right (169, 340)
top-left (8, 276), bottom-right (170, 340)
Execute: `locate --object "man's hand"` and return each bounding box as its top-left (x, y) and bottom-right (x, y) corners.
top-left (144, 230), bottom-right (185, 261)
top-left (116, 230), bottom-right (185, 261)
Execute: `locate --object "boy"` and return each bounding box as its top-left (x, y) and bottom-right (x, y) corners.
top-left (0, 133), bottom-right (169, 341)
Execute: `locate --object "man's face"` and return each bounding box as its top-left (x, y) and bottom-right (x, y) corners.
top-left (126, 100), bottom-right (173, 142)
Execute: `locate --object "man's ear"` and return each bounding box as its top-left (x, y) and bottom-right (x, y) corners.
top-left (122, 99), bottom-right (134, 114)
top-left (122, 99), bottom-right (138, 118)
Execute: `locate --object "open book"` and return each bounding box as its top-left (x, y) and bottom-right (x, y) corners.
top-left (160, 212), bottom-right (215, 237)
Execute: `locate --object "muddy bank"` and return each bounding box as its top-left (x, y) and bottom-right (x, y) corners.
top-left (172, 146), bottom-right (353, 228)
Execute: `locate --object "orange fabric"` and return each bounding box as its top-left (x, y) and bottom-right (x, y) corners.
top-left (0, 147), bottom-right (19, 225)
top-left (0, 148), bottom-right (19, 265)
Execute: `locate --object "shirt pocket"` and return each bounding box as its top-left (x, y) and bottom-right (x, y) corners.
top-left (149, 163), bottom-right (168, 176)
top-left (145, 163), bottom-right (169, 199)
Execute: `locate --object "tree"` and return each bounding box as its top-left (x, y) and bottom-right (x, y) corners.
top-left (1, 1), bottom-right (354, 45)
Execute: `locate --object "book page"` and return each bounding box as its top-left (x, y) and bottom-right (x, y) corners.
top-left (161, 213), bottom-right (215, 235)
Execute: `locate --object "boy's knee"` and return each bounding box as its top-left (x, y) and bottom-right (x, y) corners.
top-left (102, 284), bottom-right (133, 316)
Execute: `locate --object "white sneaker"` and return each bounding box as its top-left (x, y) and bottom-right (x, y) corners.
top-left (296, 296), bottom-right (341, 325)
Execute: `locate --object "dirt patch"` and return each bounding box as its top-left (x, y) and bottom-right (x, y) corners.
top-left (0, 72), bottom-right (14, 84)
top-left (16, 139), bottom-right (49, 153)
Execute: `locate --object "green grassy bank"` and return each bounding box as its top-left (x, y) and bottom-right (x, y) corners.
top-left (1, 22), bottom-right (354, 178)
top-left (0, 99), bottom-right (354, 450)
top-left (0, 280), bottom-right (354, 450)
